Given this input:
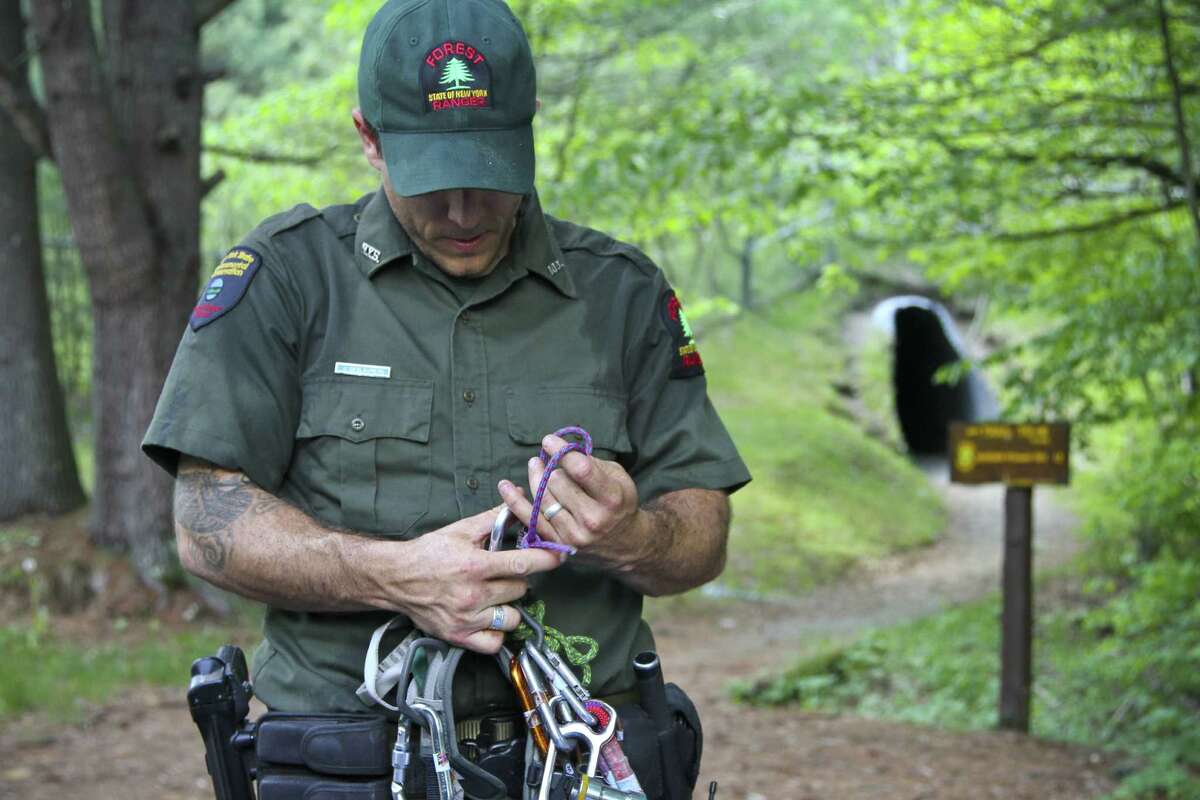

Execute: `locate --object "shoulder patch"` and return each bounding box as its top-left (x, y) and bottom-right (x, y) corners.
top-left (190, 247), bottom-right (263, 331)
top-left (659, 290), bottom-right (704, 379)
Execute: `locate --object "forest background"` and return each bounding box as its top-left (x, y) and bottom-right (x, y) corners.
top-left (0, 0), bottom-right (1197, 798)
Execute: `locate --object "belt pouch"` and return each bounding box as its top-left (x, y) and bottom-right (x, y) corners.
top-left (617, 683), bottom-right (704, 800)
top-left (258, 772), bottom-right (391, 800)
top-left (255, 713), bottom-right (394, 776)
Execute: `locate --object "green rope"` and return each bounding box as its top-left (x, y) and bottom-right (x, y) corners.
top-left (507, 599), bottom-right (600, 686)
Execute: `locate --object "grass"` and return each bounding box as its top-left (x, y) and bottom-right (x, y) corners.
top-left (701, 291), bottom-right (944, 593)
top-left (0, 616), bottom-right (258, 721)
top-left (0, 514), bottom-right (261, 723)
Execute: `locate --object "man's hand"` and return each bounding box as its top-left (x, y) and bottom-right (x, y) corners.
top-left (173, 458), bottom-right (562, 655)
top-left (497, 432), bottom-right (646, 570)
top-left (371, 506), bottom-right (564, 652)
top-left (495, 433), bottom-right (733, 595)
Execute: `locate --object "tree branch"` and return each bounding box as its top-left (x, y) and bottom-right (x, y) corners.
top-left (924, 138), bottom-right (1189, 189)
top-left (201, 169), bottom-right (226, 198)
top-left (203, 143), bottom-right (336, 165)
top-left (195, 0), bottom-right (237, 28)
top-left (0, 61), bottom-right (52, 160)
top-left (1155, 0), bottom-right (1200, 247)
top-left (994, 201), bottom-right (1185, 242)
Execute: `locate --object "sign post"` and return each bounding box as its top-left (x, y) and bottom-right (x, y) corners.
top-left (948, 422), bottom-right (1070, 732)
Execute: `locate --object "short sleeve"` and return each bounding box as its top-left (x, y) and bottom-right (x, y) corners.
top-left (142, 244), bottom-right (302, 491)
top-left (623, 272), bottom-right (751, 503)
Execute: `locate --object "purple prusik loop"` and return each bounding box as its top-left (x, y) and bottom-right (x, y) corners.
top-left (519, 426), bottom-right (593, 554)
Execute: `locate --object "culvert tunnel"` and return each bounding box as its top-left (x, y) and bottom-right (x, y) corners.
top-left (871, 296), bottom-right (998, 456)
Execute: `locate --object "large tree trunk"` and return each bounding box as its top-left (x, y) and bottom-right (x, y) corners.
top-left (29, 1), bottom-right (206, 584)
top-left (0, 2), bottom-right (86, 520)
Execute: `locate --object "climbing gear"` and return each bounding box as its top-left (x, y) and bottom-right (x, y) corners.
top-left (520, 426), bottom-right (594, 553)
top-left (358, 609), bottom-right (651, 800)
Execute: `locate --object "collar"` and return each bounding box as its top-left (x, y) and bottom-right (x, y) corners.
top-left (514, 191), bottom-right (576, 299)
top-left (352, 187), bottom-right (576, 299)
top-left (354, 188), bottom-right (414, 278)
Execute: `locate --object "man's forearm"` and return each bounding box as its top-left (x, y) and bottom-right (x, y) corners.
top-left (614, 488), bottom-right (730, 597)
top-left (174, 458), bottom-right (388, 612)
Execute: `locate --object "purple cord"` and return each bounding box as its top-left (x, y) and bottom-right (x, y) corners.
top-left (519, 426), bottom-right (593, 554)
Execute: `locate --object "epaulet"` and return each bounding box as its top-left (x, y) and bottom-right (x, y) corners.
top-left (260, 203), bottom-right (322, 238)
top-left (318, 195), bottom-right (370, 238)
top-left (546, 214), bottom-right (658, 277)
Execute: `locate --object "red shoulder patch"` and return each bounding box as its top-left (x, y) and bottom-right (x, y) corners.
top-left (659, 290), bottom-right (704, 379)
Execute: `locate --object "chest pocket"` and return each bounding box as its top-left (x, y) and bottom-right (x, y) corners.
top-left (503, 387), bottom-right (634, 484)
top-left (296, 378), bottom-right (433, 536)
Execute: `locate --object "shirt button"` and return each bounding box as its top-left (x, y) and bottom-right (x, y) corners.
top-left (460, 312), bottom-right (473, 323)
top-left (350, 417), bottom-right (365, 432)
top-left (466, 477), bottom-right (480, 491)
top-left (463, 389), bottom-right (477, 404)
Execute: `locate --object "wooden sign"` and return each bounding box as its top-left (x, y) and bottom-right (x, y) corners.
top-left (949, 422), bottom-right (1070, 485)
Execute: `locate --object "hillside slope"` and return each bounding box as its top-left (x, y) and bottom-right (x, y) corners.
top-left (699, 291), bottom-right (944, 594)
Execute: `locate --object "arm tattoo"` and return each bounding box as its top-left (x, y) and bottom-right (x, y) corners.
top-left (175, 470), bottom-right (252, 573)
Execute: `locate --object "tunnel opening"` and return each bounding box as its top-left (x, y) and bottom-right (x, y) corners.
top-left (872, 296), bottom-right (997, 456)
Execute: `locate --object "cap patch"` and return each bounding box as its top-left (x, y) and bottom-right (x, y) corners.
top-left (190, 247), bottom-right (262, 331)
top-left (659, 290), bottom-right (704, 379)
top-left (421, 41), bottom-right (492, 111)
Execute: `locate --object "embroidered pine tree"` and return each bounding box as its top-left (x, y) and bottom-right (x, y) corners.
top-left (439, 57), bottom-right (475, 91)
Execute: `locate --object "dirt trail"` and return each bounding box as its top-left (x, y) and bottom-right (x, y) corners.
top-left (0, 469), bottom-right (1114, 800)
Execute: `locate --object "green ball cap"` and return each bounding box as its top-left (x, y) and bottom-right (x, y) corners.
top-left (358, 0), bottom-right (537, 197)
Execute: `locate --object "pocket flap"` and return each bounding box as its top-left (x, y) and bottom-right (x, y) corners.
top-left (505, 387), bottom-right (631, 452)
top-left (297, 379), bottom-right (433, 443)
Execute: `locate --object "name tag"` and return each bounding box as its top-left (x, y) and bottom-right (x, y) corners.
top-left (334, 361), bottom-right (392, 379)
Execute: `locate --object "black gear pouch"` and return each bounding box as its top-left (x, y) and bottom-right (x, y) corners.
top-left (255, 713), bottom-right (394, 776)
top-left (617, 682), bottom-right (704, 800)
top-left (257, 772), bottom-right (392, 800)
top-left (253, 713), bottom-right (394, 799)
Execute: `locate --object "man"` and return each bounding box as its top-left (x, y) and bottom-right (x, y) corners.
top-left (144, 0), bottom-right (749, 795)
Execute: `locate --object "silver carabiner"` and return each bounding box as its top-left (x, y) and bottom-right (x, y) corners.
top-left (489, 506), bottom-right (523, 552)
top-left (524, 639), bottom-right (598, 727)
top-left (520, 649), bottom-right (572, 754)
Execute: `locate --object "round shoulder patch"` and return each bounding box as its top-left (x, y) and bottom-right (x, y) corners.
top-left (659, 290), bottom-right (704, 379)
top-left (190, 247), bottom-right (263, 331)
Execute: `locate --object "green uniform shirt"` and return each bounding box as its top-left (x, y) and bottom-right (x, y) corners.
top-left (144, 188), bottom-right (750, 715)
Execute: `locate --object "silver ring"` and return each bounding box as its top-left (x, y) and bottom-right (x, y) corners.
top-left (488, 606), bottom-right (506, 631)
top-left (543, 502), bottom-right (564, 520)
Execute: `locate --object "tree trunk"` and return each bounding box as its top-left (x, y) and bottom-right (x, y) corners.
top-left (0, 2), bottom-right (86, 520)
top-left (30, 1), bottom-right (205, 584)
top-left (740, 236), bottom-right (757, 311)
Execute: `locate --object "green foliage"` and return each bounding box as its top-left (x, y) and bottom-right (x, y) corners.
top-left (805, 0), bottom-right (1200, 434)
top-left (0, 621), bottom-right (255, 721)
top-left (1074, 421), bottom-right (1200, 570)
top-left (703, 291), bottom-right (943, 593)
top-left (39, 164), bottom-right (91, 426)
